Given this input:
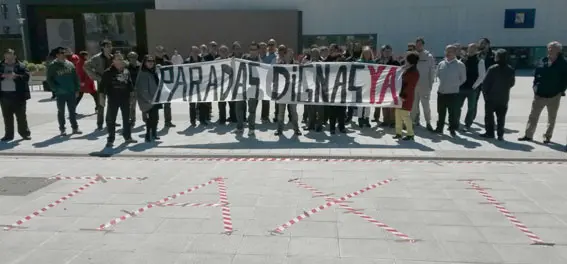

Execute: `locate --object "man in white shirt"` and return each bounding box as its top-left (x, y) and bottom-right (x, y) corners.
top-left (170, 50), bottom-right (184, 65)
top-left (458, 43), bottom-right (486, 130)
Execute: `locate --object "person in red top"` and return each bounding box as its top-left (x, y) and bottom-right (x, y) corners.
top-left (73, 51), bottom-right (98, 110)
top-left (394, 51), bottom-right (420, 140)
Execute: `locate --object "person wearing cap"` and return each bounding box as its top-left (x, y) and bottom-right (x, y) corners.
top-left (274, 44), bottom-right (301, 136)
top-left (99, 53), bottom-right (137, 147)
top-left (127, 51), bottom-right (141, 128)
top-left (47, 46), bottom-right (82, 136)
top-left (154, 45), bottom-right (176, 128)
top-left (84, 39), bottom-right (114, 130)
top-left (0, 48), bottom-right (31, 141)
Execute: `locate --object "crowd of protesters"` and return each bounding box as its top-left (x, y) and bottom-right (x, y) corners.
top-left (0, 36), bottom-right (566, 150)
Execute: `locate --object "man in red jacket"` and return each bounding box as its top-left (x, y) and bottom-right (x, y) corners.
top-left (73, 51), bottom-right (98, 111)
top-left (394, 51), bottom-right (420, 141)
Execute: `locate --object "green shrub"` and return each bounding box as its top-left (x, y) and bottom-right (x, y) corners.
top-left (27, 63), bottom-right (38, 72)
top-left (36, 64), bottom-right (46, 71)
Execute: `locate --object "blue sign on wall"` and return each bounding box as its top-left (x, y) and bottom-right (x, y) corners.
top-left (504, 9), bottom-right (536, 28)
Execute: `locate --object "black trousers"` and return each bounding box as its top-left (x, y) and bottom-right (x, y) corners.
top-left (218, 102), bottom-right (227, 123)
top-left (106, 96), bottom-right (131, 142)
top-left (261, 100), bottom-right (270, 120)
top-left (163, 103), bottom-right (172, 123)
top-left (189, 103), bottom-right (208, 124)
top-left (436, 93), bottom-right (460, 131)
top-left (327, 106), bottom-right (346, 131)
top-left (145, 105), bottom-right (160, 138)
top-left (484, 102), bottom-right (508, 137)
top-left (0, 96), bottom-right (30, 138)
top-left (228, 102), bottom-right (236, 122)
top-left (274, 104), bottom-right (292, 122)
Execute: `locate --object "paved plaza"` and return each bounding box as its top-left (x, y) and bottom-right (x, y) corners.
top-left (0, 73), bottom-right (567, 264)
top-left (0, 157), bottom-right (567, 263)
top-left (1, 73), bottom-right (567, 160)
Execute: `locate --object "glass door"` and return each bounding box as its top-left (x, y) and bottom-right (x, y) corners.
top-left (83, 12), bottom-right (137, 55)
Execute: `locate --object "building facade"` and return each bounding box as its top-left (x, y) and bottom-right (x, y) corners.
top-left (0, 0), bottom-right (21, 35)
top-left (156, 0), bottom-right (567, 68)
top-left (21, 0), bottom-right (154, 61)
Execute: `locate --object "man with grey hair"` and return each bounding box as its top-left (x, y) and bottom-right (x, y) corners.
top-left (435, 44), bottom-right (467, 137)
top-left (519, 41), bottom-right (567, 144)
top-left (412, 37), bottom-right (436, 131)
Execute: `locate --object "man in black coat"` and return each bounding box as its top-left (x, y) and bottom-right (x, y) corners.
top-left (0, 49), bottom-right (31, 141)
top-left (480, 49), bottom-right (515, 140)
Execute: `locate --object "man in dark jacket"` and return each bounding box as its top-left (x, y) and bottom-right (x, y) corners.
top-left (325, 44), bottom-right (347, 134)
top-left (480, 49), bottom-right (515, 140)
top-left (155, 45), bottom-right (176, 128)
top-left (84, 39), bottom-right (113, 130)
top-left (459, 43), bottom-right (486, 130)
top-left (519, 41), bottom-right (567, 143)
top-left (0, 49), bottom-right (31, 141)
top-left (100, 53), bottom-right (137, 147)
top-left (127, 51), bottom-right (141, 128)
top-left (375, 44), bottom-right (401, 127)
top-left (185, 46), bottom-right (208, 126)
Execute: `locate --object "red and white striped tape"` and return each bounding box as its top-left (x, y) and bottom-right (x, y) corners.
top-left (291, 179), bottom-right (414, 242)
top-left (50, 174), bottom-right (147, 181)
top-left (466, 181), bottom-right (551, 245)
top-left (272, 178), bottom-right (394, 234)
top-left (216, 177), bottom-right (233, 234)
top-left (151, 202), bottom-right (225, 207)
top-left (4, 178), bottom-right (101, 230)
top-left (97, 178), bottom-right (219, 230)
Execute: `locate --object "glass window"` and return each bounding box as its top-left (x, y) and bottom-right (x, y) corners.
top-left (83, 12), bottom-right (136, 55)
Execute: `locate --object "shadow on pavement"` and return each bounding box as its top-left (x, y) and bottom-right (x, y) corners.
top-left (0, 139), bottom-right (23, 151)
top-left (460, 128), bottom-right (535, 151)
top-left (37, 98), bottom-right (54, 103)
top-left (32, 135), bottom-right (69, 148)
top-left (533, 141), bottom-right (566, 152)
top-left (177, 125), bottom-right (207, 137)
top-left (74, 129), bottom-right (106, 141)
top-left (473, 122), bottom-right (520, 134)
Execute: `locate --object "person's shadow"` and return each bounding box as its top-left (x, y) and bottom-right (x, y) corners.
top-left (177, 125), bottom-right (206, 137)
top-left (73, 129), bottom-right (106, 141)
top-left (38, 98), bottom-right (54, 103)
top-left (0, 139), bottom-right (23, 151)
top-left (128, 141), bottom-right (162, 152)
top-left (32, 135), bottom-right (69, 148)
top-left (89, 142), bottom-right (130, 157)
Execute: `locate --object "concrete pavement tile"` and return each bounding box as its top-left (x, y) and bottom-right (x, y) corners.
top-left (501, 200), bottom-right (548, 214)
top-left (440, 241), bottom-right (503, 263)
top-left (536, 200), bottom-right (567, 215)
top-left (129, 250), bottom-right (182, 264)
top-left (90, 233), bottom-right (149, 252)
top-left (338, 238), bottom-right (392, 258)
top-left (373, 198), bottom-right (415, 211)
top-left (156, 218), bottom-right (206, 234)
top-left (529, 227), bottom-right (567, 244)
top-left (232, 254), bottom-right (286, 264)
top-left (284, 256), bottom-right (340, 264)
top-left (12, 216), bottom-right (80, 232)
top-left (40, 232), bottom-right (105, 251)
top-left (429, 226), bottom-right (486, 242)
top-left (410, 199), bottom-right (459, 211)
top-left (175, 253), bottom-right (234, 264)
top-left (464, 211), bottom-right (513, 227)
top-left (407, 189), bottom-right (450, 199)
top-left (106, 217), bottom-right (164, 234)
top-left (288, 237), bottom-right (340, 257)
top-left (184, 234), bottom-right (243, 254)
top-left (14, 249), bottom-right (79, 264)
top-left (493, 244), bottom-right (566, 264)
top-left (289, 221), bottom-right (338, 238)
top-left (512, 213), bottom-right (567, 228)
top-left (337, 220), bottom-right (389, 239)
top-left (0, 247), bottom-right (32, 264)
top-left (337, 258), bottom-right (395, 264)
top-left (453, 199), bottom-right (501, 212)
top-left (477, 226), bottom-right (536, 244)
top-left (371, 210), bottom-right (423, 224)
top-left (387, 240), bottom-right (449, 262)
top-left (0, 231), bottom-right (56, 249)
top-left (416, 211), bottom-right (473, 226)
top-left (237, 235), bottom-right (290, 256)
top-left (138, 234), bottom-right (197, 253)
top-left (68, 250), bottom-right (158, 264)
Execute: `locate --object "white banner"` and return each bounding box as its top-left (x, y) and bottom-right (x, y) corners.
top-left (153, 58), bottom-right (403, 107)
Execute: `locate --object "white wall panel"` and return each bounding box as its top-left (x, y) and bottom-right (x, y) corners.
top-left (155, 0), bottom-right (567, 56)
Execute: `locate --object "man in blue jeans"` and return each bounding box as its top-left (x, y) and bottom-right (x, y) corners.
top-left (46, 47), bottom-right (83, 136)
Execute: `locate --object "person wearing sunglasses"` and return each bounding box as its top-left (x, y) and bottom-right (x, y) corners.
top-left (46, 46), bottom-right (83, 136)
top-left (136, 55), bottom-right (162, 142)
top-left (99, 53), bottom-right (137, 147)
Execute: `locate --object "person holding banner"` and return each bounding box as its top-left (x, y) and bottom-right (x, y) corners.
top-left (100, 53), bottom-right (137, 147)
top-left (325, 44), bottom-right (347, 134)
top-left (306, 48), bottom-right (325, 132)
top-left (185, 46), bottom-right (208, 127)
top-left (356, 47), bottom-right (375, 128)
top-left (375, 45), bottom-right (401, 127)
top-left (275, 44), bottom-right (301, 136)
top-left (263, 39), bottom-right (278, 123)
top-left (394, 51), bottom-right (420, 141)
top-left (216, 45), bottom-right (231, 124)
top-left (236, 41), bottom-right (263, 136)
top-left (155, 45), bottom-right (176, 128)
top-left (136, 55), bottom-right (161, 142)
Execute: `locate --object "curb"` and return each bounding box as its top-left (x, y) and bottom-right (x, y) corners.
top-left (0, 151), bottom-right (566, 163)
